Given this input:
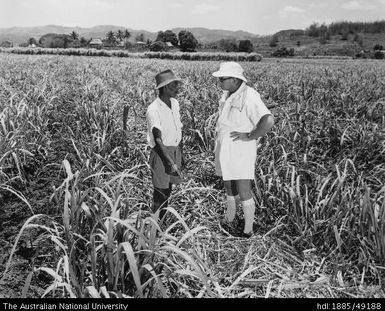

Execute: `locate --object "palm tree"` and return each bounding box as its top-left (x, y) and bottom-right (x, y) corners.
top-left (106, 31), bottom-right (116, 45)
top-left (124, 30), bottom-right (131, 40)
top-left (116, 30), bottom-right (123, 42)
top-left (70, 31), bottom-right (79, 40)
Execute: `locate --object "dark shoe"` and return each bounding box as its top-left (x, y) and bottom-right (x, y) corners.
top-left (219, 219), bottom-right (239, 236)
top-left (239, 231), bottom-right (253, 239)
top-left (239, 219), bottom-right (259, 236)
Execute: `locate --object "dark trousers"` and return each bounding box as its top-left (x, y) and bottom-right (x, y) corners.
top-left (152, 184), bottom-right (172, 220)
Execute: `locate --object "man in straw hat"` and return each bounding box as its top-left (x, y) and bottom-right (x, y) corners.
top-left (146, 69), bottom-right (184, 220)
top-left (212, 61), bottom-right (274, 238)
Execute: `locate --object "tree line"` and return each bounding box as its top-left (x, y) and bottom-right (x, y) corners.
top-left (16, 28), bottom-right (255, 53)
top-left (266, 20), bottom-right (385, 53)
top-left (305, 20), bottom-right (385, 38)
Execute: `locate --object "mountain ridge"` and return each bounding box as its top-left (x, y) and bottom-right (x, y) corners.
top-left (0, 25), bottom-right (259, 45)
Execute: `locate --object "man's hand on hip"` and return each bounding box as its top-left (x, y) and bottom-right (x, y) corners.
top-left (230, 131), bottom-right (253, 141)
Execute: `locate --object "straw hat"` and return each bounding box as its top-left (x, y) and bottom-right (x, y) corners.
top-left (212, 62), bottom-right (247, 82)
top-left (155, 69), bottom-right (181, 89)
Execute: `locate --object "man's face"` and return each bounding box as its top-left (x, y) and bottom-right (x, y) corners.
top-left (218, 76), bottom-right (235, 91)
top-left (165, 81), bottom-right (180, 97)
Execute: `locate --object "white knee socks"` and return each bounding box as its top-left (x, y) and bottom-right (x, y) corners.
top-left (242, 198), bottom-right (256, 234)
top-left (225, 195), bottom-right (240, 222)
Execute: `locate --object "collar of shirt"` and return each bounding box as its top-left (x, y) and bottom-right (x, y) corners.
top-left (221, 82), bottom-right (248, 112)
top-left (157, 97), bottom-right (174, 110)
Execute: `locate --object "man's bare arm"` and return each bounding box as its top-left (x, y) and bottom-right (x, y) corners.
top-left (230, 115), bottom-right (275, 141)
top-left (248, 114), bottom-right (274, 140)
top-left (152, 127), bottom-right (180, 175)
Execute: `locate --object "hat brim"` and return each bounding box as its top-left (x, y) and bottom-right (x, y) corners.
top-left (212, 71), bottom-right (247, 82)
top-left (156, 78), bottom-right (182, 89)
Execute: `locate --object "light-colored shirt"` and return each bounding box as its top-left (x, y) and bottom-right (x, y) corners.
top-left (146, 97), bottom-right (182, 148)
top-left (216, 82), bottom-right (271, 135)
top-left (214, 82), bottom-right (272, 180)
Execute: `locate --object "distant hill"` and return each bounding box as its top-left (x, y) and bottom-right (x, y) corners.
top-left (273, 29), bottom-right (305, 38)
top-left (0, 25), bottom-right (259, 45)
top-left (252, 32), bottom-right (385, 57)
top-left (171, 27), bottom-right (258, 43)
top-left (250, 21), bottom-right (385, 57)
top-left (1, 22), bottom-right (384, 58)
top-left (0, 25), bottom-right (155, 44)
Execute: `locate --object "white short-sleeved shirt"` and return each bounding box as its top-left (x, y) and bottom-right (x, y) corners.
top-left (216, 82), bottom-right (271, 134)
top-left (215, 83), bottom-right (272, 180)
top-left (146, 97), bottom-right (182, 148)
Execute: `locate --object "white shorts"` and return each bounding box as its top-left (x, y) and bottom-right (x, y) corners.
top-left (214, 133), bottom-right (257, 181)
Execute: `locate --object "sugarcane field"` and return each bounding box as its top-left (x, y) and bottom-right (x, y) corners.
top-left (0, 52), bottom-right (384, 300)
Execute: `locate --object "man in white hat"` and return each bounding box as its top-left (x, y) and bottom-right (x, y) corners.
top-left (212, 62), bottom-right (274, 238)
top-left (146, 69), bottom-right (184, 220)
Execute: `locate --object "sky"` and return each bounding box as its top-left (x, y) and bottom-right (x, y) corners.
top-left (1, 0), bottom-right (385, 35)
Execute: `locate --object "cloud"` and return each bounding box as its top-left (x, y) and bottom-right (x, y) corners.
top-left (341, 1), bottom-right (376, 10)
top-left (305, 3), bottom-right (328, 8)
top-left (279, 5), bottom-right (305, 18)
top-left (192, 4), bottom-right (219, 15)
top-left (283, 6), bottom-right (305, 13)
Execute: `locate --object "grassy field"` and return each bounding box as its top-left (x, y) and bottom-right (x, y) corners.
top-left (0, 54), bottom-right (384, 298)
